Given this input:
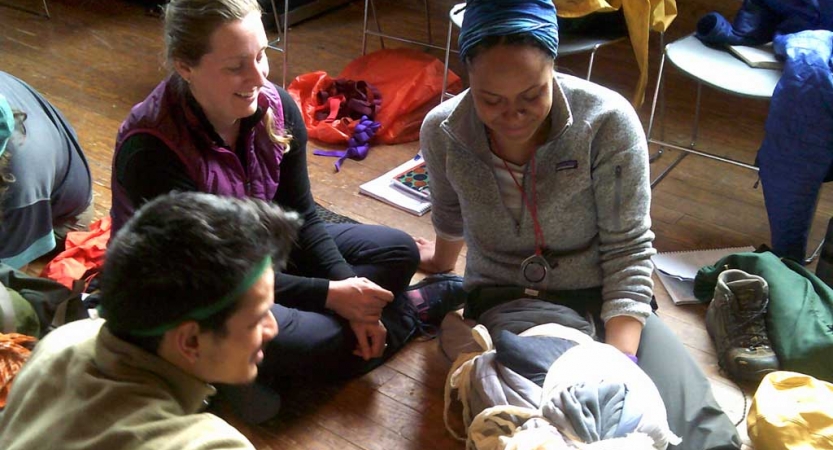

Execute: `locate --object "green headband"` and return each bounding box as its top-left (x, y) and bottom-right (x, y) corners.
top-left (110, 255), bottom-right (272, 337)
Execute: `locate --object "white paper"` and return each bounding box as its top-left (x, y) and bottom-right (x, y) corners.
top-left (652, 246), bottom-right (755, 306)
top-left (652, 246), bottom-right (755, 280)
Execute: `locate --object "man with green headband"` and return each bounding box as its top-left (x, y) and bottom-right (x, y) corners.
top-left (0, 192), bottom-right (299, 449)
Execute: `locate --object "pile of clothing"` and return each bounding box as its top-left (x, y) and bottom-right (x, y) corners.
top-left (443, 299), bottom-right (681, 449)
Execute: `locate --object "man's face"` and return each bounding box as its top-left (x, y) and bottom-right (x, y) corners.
top-left (195, 266), bottom-right (278, 384)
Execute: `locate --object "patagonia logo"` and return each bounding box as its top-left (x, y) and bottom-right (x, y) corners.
top-left (556, 160), bottom-right (578, 171)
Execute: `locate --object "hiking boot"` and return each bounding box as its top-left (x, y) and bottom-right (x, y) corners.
top-left (705, 269), bottom-right (779, 382)
top-left (405, 274), bottom-right (467, 326)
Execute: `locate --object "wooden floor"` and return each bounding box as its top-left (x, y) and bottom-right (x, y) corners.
top-left (4, 0), bottom-right (828, 448)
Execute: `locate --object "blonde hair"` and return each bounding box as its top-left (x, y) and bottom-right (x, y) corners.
top-left (164, 0), bottom-right (291, 149)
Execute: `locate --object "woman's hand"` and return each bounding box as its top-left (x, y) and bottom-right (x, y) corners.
top-left (325, 277), bottom-right (392, 323)
top-left (350, 319), bottom-right (388, 360)
top-left (414, 236), bottom-right (464, 274)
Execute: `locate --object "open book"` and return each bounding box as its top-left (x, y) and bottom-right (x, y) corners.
top-left (652, 246), bottom-right (755, 305)
top-left (359, 153), bottom-right (432, 216)
top-left (726, 43), bottom-right (783, 70)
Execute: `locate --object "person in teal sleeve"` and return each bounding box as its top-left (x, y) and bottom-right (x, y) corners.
top-left (0, 71), bottom-right (93, 269)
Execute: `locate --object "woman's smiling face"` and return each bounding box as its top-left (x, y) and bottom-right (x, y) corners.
top-left (174, 10), bottom-right (269, 132)
top-left (468, 43), bottom-right (554, 147)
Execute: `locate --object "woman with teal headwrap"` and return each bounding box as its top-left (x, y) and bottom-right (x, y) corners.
top-left (417, 1), bottom-right (740, 449)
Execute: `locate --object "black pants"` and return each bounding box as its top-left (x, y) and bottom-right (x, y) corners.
top-left (260, 223), bottom-right (420, 380)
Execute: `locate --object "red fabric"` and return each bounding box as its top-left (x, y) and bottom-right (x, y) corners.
top-left (288, 48), bottom-right (462, 145)
top-left (41, 217), bottom-right (111, 289)
top-left (0, 333), bottom-right (37, 409)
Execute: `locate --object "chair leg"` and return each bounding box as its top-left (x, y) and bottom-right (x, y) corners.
top-left (646, 52), bottom-right (666, 159)
top-left (657, 32), bottom-right (666, 147)
top-left (370, 0), bottom-right (385, 50)
top-left (361, 0), bottom-right (369, 54)
top-left (803, 191), bottom-right (828, 264)
top-left (422, 0), bottom-right (432, 45)
top-left (647, 51), bottom-right (689, 189)
top-left (691, 83), bottom-right (702, 148)
top-left (807, 237), bottom-right (825, 264)
top-left (1, 0), bottom-right (50, 18)
top-left (267, 0), bottom-right (289, 88)
top-left (440, 18), bottom-right (454, 103)
top-left (282, 0), bottom-right (288, 87)
top-left (586, 44), bottom-right (602, 81)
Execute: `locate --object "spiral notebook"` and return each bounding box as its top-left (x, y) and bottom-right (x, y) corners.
top-left (652, 246), bottom-right (755, 305)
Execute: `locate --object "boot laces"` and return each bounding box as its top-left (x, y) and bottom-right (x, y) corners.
top-left (726, 295), bottom-right (771, 349)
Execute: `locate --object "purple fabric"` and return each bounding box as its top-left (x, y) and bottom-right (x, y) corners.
top-left (111, 78), bottom-right (286, 233)
top-left (314, 79), bottom-right (381, 122)
top-left (626, 353), bottom-right (638, 364)
top-left (314, 116), bottom-right (380, 172)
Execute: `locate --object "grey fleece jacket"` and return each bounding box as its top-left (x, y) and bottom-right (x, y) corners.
top-left (419, 73), bottom-right (655, 324)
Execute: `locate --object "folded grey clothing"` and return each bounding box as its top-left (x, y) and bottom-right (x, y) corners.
top-left (479, 298), bottom-right (595, 340)
top-left (542, 380), bottom-right (631, 443)
top-left (469, 352), bottom-right (542, 418)
top-left (494, 330), bottom-right (578, 387)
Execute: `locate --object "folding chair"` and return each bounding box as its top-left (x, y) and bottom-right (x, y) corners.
top-left (646, 34), bottom-right (781, 188)
top-left (361, 0), bottom-right (440, 55)
top-left (644, 34), bottom-right (828, 262)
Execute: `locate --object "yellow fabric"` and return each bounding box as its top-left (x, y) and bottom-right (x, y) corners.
top-left (554, 0), bottom-right (678, 107)
top-left (747, 371), bottom-right (833, 450)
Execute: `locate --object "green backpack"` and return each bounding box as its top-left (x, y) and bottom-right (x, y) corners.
top-left (0, 263), bottom-right (87, 338)
top-left (694, 251), bottom-right (833, 383)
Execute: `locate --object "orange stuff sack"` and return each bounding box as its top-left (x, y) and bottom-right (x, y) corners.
top-left (289, 71), bottom-right (356, 145)
top-left (0, 333), bottom-right (37, 409)
top-left (289, 48), bottom-right (462, 145)
top-left (41, 216), bottom-right (111, 290)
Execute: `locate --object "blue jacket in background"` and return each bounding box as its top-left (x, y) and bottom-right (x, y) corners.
top-left (695, 0), bottom-right (833, 262)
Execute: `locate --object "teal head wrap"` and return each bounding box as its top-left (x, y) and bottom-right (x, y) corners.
top-left (458, 0), bottom-right (559, 63)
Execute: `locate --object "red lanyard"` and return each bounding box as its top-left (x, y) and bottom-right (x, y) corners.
top-left (491, 135), bottom-right (546, 256)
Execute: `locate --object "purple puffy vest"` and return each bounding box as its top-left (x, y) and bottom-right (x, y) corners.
top-left (110, 78), bottom-right (286, 234)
